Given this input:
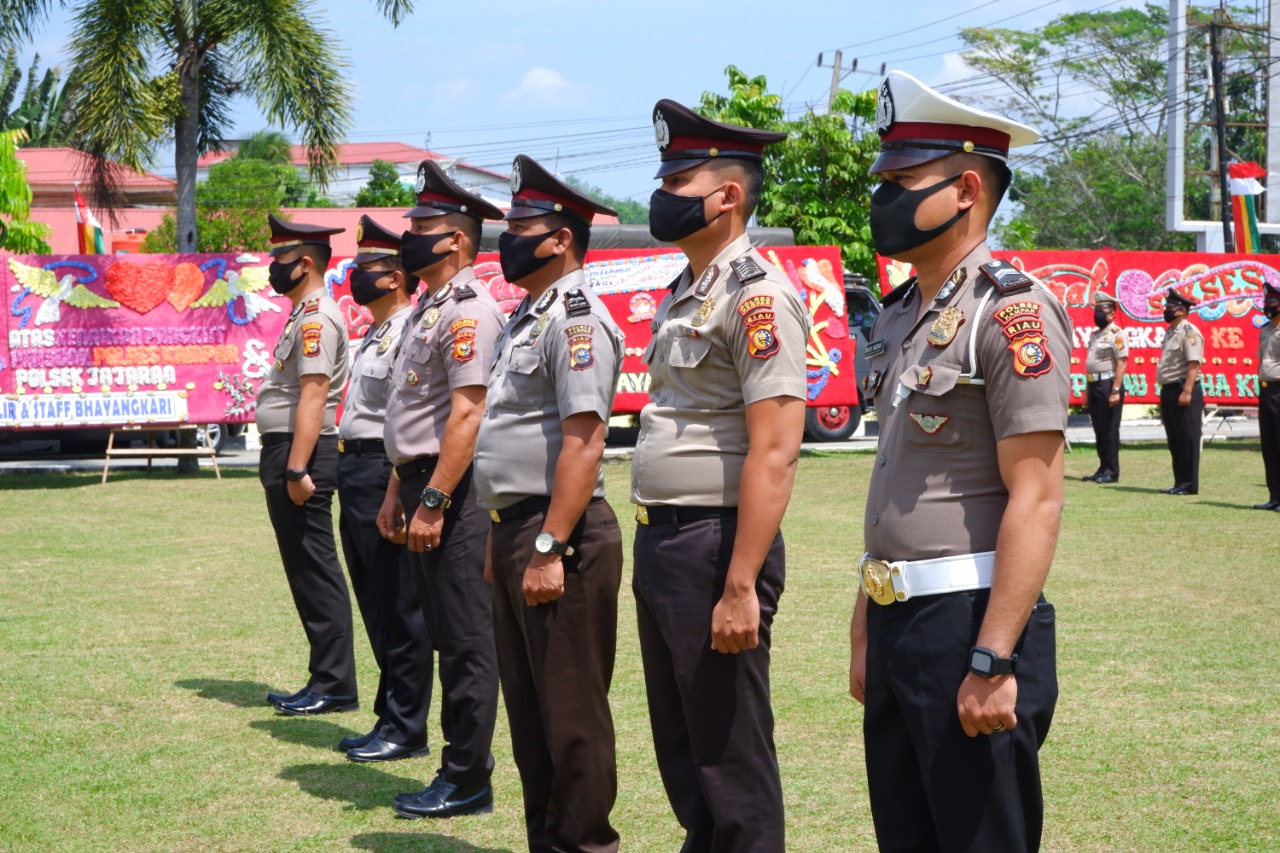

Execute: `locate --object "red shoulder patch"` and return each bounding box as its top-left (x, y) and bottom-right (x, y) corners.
top-left (738, 294), bottom-right (779, 359)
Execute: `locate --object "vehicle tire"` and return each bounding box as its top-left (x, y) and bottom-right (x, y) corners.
top-left (197, 424), bottom-right (227, 455)
top-left (804, 405), bottom-right (861, 442)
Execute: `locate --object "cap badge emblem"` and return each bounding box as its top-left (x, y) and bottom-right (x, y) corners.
top-left (415, 165), bottom-right (427, 193)
top-left (875, 78), bottom-right (894, 135)
top-left (355, 219), bottom-right (364, 242)
top-left (654, 110), bottom-right (671, 150)
top-left (510, 159), bottom-right (523, 194)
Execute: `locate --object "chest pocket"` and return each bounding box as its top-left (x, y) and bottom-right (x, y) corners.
top-left (496, 347), bottom-right (544, 411)
top-left (274, 336), bottom-right (294, 361)
top-left (668, 334), bottom-right (711, 369)
top-left (898, 360), bottom-right (973, 453)
top-left (362, 360), bottom-right (391, 380)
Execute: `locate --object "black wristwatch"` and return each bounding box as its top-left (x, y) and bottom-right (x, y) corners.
top-left (968, 646), bottom-right (1018, 678)
top-left (534, 532), bottom-right (574, 556)
top-left (420, 487), bottom-right (452, 511)
top-left (285, 467), bottom-right (309, 482)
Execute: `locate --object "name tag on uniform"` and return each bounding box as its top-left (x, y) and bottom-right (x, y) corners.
top-left (865, 339), bottom-right (886, 358)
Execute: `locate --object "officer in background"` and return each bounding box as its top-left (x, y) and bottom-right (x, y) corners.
top-left (1253, 282), bottom-right (1280, 511)
top-left (376, 161), bottom-right (506, 818)
top-left (1082, 291), bottom-right (1128, 484)
top-left (258, 214), bottom-right (358, 716)
top-left (630, 99), bottom-right (805, 852)
top-left (849, 71), bottom-right (1067, 852)
top-left (334, 216), bottom-right (434, 762)
top-left (1157, 291), bottom-right (1204, 495)
top-left (473, 155), bottom-right (625, 853)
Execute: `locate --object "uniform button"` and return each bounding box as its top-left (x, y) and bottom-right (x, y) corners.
top-left (878, 454), bottom-right (886, 467)
top-left (871, 514), bottom-right (879, 525)
top-left (902, 339), bottom-right (912, 350)
top-left (659, 354), bottom-right (666, 363)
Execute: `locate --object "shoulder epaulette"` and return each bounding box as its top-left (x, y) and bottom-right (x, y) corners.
top-left (564, 288), bottom-right (592, 317)
top-left (880, 278), bottom-right (915, 308)
top-left (979, 259), bottom-right (1033, 295)
top-left (454, 283), bottom-right (477, 300)
top-left (729, 255), bottom-right (767, 284)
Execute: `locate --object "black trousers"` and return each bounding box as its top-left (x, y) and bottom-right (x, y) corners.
top-left (1085, 378), bottom-right (1124, 476)
top-left (1260, 381), bottom-right (1280, 503)
top-left (338, 449), bottom-right (432, 745)
top-left (1159, 379), bottom-right (1204, 490)
top-left (633, 516), bottom-right (786, 853)
top-left (490, 498), bottom-right (622, 853)
top-left (398, 462), bottom-right (498, 789)
top-left (259, 435), bottom-right (355, 696)
top-left (864, 591), bottom-right (1058, 853)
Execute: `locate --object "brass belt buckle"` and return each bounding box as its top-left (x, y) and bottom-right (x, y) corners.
top-left (635, 505), bottom-right (650, 525)
top-left (337, 439), bottom-right (346, 453)
top-left (488, 509), bottom-right (501, 523)
top-left (860, 557), bottom-right (897, 606)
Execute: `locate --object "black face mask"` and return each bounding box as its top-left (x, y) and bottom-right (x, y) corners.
top-left (1094, 308), bottom-right (1111, 328)
top-left (1163, 306), bottom-right (1182, 323)
top-left (1265, 302), bottom-right (1280, 319)
top-left (648, 186), bottom-right (726, 243)
top-left (349, 268), bottom-right (391, 306)
top-left (400, 230), bottom-right (453, 275)
top-left (498, 230), bottom-right (558, 284)
top-left (268, 257), bottom-right (304, 295)
top-left (869, 174), bottom-right (968, 257)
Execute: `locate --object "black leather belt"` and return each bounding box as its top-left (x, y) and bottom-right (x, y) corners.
top-left (394, 455), bottom-right (438, 481)
top-left (261, 432), bottom-right (292, 447)
top-left (487, 495), bottom-right (552, 524)
top-left (339, 438), bottom-right (385, 456)
top-left (635, 505), bottom-right (735, 526)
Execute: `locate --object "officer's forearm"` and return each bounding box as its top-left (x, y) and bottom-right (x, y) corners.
top-left (542, 413), bottom-right (605, 542)
top-left (1184, 362), bottom-right (1200, 388)
top-left (288, 376), bottom-right (329, 470)
top-left (726, 397), bottom-right (804, 593)
top-left (1113, 357), bottom-right (1127, 387)
top-left (429, 386), bottom-right (485, 496)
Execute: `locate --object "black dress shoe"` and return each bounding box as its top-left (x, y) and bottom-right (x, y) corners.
top-left (1093, 474), bottom-right (1118, 484)
top-left (1167, 485), bottom-right (1198, 496)
top-left (394, 777), bottom-right (493, 819)
top-left (266, 686), bottom-right (310, 707)
top-left (338, 728), bottom-right (379, 751)
top-left (276, 690), bottom-right (359, 716)
top-left (1081, 473), bottom-right (1101, 482)
top-left (346, 736), bottom-right (430, 763)
top-left (1252, 501), bottom-right (1280, 511)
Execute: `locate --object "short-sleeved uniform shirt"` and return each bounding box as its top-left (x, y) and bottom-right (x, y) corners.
top-left (383, 268), bottom-right (504, 466)
top-left (339, 304), bottom-right (412, 441)
top-left (1157, 321), bottom-right (1204, 385)
top-left (1260, 321), bottom-right (1280, 382)
top-left (256, 291), bottom-right (349, 435)
top-left (630, 233), bottom-right (810, 508)
top-left (1085, 321), bottom-right (1128, 374)
top-left (473, 270), bottom-right (624, 511)
top-left (862, 245), bottom-right (1071, 562)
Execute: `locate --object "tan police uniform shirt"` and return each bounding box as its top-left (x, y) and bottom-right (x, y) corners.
top-left (630, 233), bottom-right (810, 508)
top-left (862, 245), bottom-right (1071, 562)
top-left (1157, 320), bottom-right (1204, 385)
top-left (339, 304), bottom-right (412, 441)
top-left (256, 291), bottom-right (349, 435)
top-left (1085, 321), bottom-right (1128, 375)
top-left (1257, 321), bottom-right (1280, 382)
top-left (383, 267), bottom-right (504, 466)
top-left (473, 270), bottom-right (624, 511)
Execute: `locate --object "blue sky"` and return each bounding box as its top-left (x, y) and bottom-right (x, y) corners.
top-left (17, 0), bottom-right (1150, 202)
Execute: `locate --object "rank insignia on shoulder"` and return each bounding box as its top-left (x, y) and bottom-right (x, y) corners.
top-left (980, 259), bottom-right (1032, 294)
top-left (880, 279), bottom-right (915, 308)
top-left (304, 301), bottom-right (320, 314)
top-left (909, 412), bottom-right (951, 434)
top-left (729, 255), bottom-right (767, 284)
top-left (694, 264), bottom-right (719, 298)
top-left (564, 288), bottom-right (592, 317)
top-left (865, 339), bottom-right (886, 358)
top-left (534, 287), bottom-right (558, 314)
top-left (454, 284), bottom-right (477, 300)
top-left (565, 324), bottom-right (595, 370)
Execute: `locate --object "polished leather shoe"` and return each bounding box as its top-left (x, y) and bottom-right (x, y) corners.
top-left (1093, 474), bottom-right (1118, 484)
top-left (266, 686), bottom-right (310, 707)
top-left (347, 736), bottom-right (430, 763)
top-left (1165, 485), bottom-right (1198, 495)
top-left (1253, 501), bottom-right (1280, 511)
top-left (394, 777), bottom-right (493, 819)
top-left (1081, 472), bottom-right (1101, 482)
top-left (276, 690), bottom-right (358, 716)
top-left (338, 728), bottom-right (379, 751)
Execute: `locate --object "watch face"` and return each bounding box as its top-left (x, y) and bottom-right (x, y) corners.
top-left (534, 533), bottom-right (553, 554)
top-left (970, 650), bottom-right (993, 675)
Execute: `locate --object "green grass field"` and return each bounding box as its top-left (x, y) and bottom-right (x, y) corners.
top-left (1, 441), bottom-right (1278, 851)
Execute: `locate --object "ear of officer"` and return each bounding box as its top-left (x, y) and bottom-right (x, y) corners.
top-left (500, 216), bottom-right (577, 298)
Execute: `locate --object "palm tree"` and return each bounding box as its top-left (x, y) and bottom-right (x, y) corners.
top-left (2, 0), bottom-right (414, 249)
top-left (235, 128), bottom-right (293, 165)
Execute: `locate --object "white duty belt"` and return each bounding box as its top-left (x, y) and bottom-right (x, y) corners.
top-left (859, 551), bottom-right (995, 605)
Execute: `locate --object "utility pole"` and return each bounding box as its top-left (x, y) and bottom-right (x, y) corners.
top-left (1210, 9), bottom-right (1236, 251)
top-left (816, 52), bottom-right (885, 113)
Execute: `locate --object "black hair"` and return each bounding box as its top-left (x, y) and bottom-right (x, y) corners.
top-left (366, 255), bottom-right (418, 293)
top-left (298, 243), bottom-right (332, 270)
top-left (955, 153), bottom-right (1012, 207)
top-left (707, 158), bottom-right (764, 219)
top-left (441, 211), bottom-right (483, 258)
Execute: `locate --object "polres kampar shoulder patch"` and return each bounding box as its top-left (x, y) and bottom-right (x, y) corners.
top-left (738, 294), bottom-right (779, 359)
top-left (994, 300), bottom-right (1053, 378)
top-left (450, 317), bottom-right (478, 363)
top-left (565, 324), bottom-right (595, 370)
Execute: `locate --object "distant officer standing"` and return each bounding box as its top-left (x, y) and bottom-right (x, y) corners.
top-left (1157, 291), bottom-right (1204, 495)
top-left (849, 72), bottom-right (1068, 852)
top-left (473, 155), bottom-right (625, 853)
top-left (630, 99), bottom-right (806, 853)
top-left (258, 214), bottom-right (358, 716)
top-left (1253, 282), bottom-right (1280, 511)
top-left (1082, 291), bottom-right (1128, 484)
top-left (377, 162), bottom-right (506, 818)
top-left (335, 216), bottom-right (435, 762)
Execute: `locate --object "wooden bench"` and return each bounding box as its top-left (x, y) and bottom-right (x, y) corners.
top-left (101, 425), bottom-right (222, 483)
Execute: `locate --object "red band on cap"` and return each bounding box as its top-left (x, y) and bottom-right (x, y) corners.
top-left (514, 188), bottom-right (593, 222)
top-left (416, 190), bottom-right (465, 206)
top-left (667, 135), bottom-right (766, 155)
top-left (882, 121), bottom-right (1010, 153)
top-left (358, 237), bottom-right (400, 251)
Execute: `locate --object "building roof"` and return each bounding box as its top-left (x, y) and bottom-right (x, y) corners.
top-left (196, 142), bottom-right (508, 181)
top-left (16, 148), bottom-right (177, 190)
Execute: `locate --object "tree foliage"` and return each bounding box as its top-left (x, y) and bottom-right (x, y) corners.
top-left (0, 127), bottom-right (52, 253)
top-left (563, 175), bottom-right (648, 225)
top-left (697, 66), bottom-right (881, 281)
top-left (354, 159), bottom-right (416, 208)
top-left (1, 48), bottom-right (76, 146)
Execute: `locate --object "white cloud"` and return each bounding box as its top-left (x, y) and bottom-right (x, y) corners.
top-left (501, 67), bottom-right (588, 108)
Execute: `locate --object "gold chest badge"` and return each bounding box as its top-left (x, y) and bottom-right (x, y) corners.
top-left (927, 307), bottom-right (964, 348)
top-left (691, 296), bottom-right (715, 328)
top-left (406, 369), bottom-right (419, 386)
top-left (422, 307), bottom-right (441, 330)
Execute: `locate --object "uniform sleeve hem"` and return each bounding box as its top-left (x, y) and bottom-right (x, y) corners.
top-left (742, 378), bottom-right (808, 406)
top-left (993, 407), bottom-right (1067, 441)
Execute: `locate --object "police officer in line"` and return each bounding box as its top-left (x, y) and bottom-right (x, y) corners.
top-left (473, 154), bottom-right (625, 853)
top-left (374, 162), bottom-right (506, 818)
top-left (1082, 291), bottom-right (1128, 484)
top-left (1253, 282), bottom-right (1280, 511)
top-left (630, 99), bottom-right (806, 852)
top-left (333, 216), bottom-right (434, 762)
top-left (258, 214), bottom-right (359, 716)
top-left (849, 71), bottom-right (1067, 852)
top-left (1157, 290), bottom-right (1205, 495)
